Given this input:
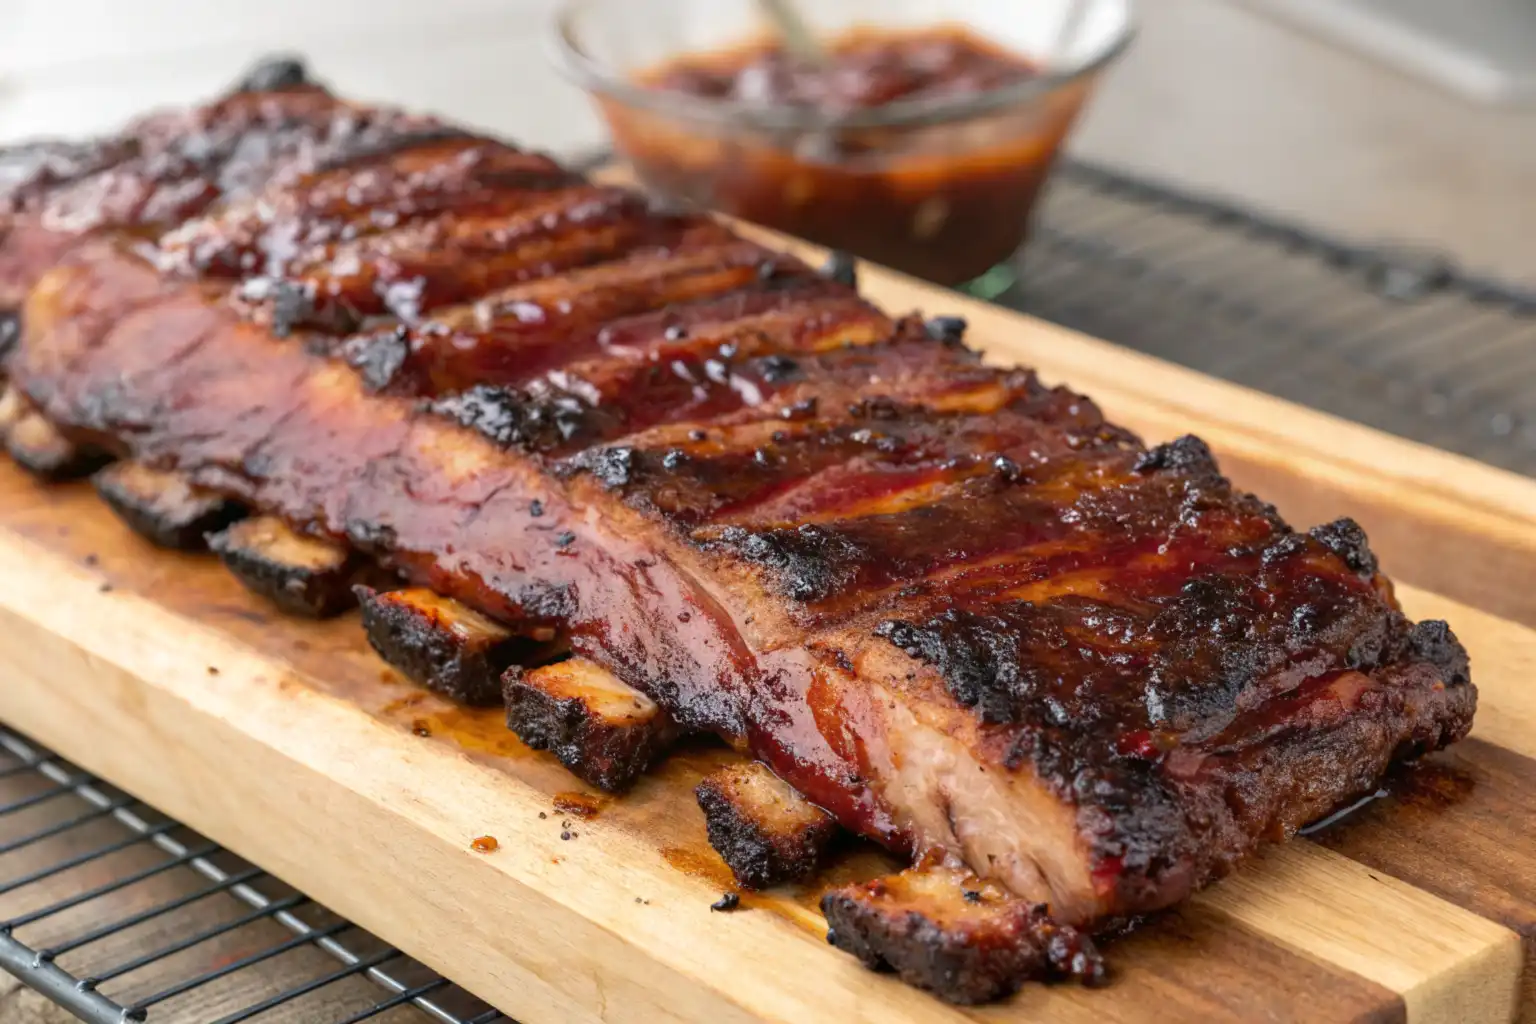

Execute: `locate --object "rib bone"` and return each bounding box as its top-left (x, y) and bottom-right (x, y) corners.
top-left (822, 865), bottom-right (1105, 1004)
top-left (94, 462), bottom-right (244, 550)
top-left (696, 761), bottom-right (836, 889)
top-left (5, 408), bottom-right (107, 480)
top-left (358, 586), bottom-right (564, 705)
top-left (503, 657), bottom-right (680, 791)
top-left (208, 516), bottom-right (370, 618)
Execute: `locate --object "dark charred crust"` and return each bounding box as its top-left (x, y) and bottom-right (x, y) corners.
top-left (93, 462), bottom-right (245, 550)
top-left (342, 517), bottom-right (398, 555)
top-left (0, 140), bottom-right (135, 214)
top-left (821, 251), bottom-right (857, 288)
top-left (757, 354), bottom-right (800, 383)
top-left (872, 563), bottom-right (1474, 917)
top-left (1071, 645), bottom-right (1477, 911)
top-left (431, 386), bottom-right (528, 446)
top-left (878, 538), bottom-right (1421, 735)
top-left (432, 386), bottom-right (602, 453)
top-left (357, 587), bottom-right (564, 706)
top-left (268, 280), bottom-right (312, 339)
top-left (510, 580), bottom-right (578, 625)
top-left (0, 311), bottom-right (18, 362)
top-left (4, 411), bottom-right (111, 480)
top-left (924, 316), bottom-right (968, 345)
top-left (1259, 531), bottom-right (1309, 565)
top-left (208, 516), bottom-right (369, 618)
top-left (308, 125), bottom-right (496, 179)
top-left (1407, 620), bottom-right (1471, 687)
top-left (234, 55), bottom-right (313, 93)
top-left (820, 867), bottom-right (1105, 1004)
top-left (876, 610), bottom-right (1057, 726)
top-left (846, 395), bottom-right (907, 420)
top-left (713, 524), bottom-right (864, 603)
top-left (695, 762), bottom-right (836, 889)
top-left (260, 278), bottom-right (359, 338)
top-left (344, 327), bottom-right (410, 392)
top-left (1132, 434), bottom-right (1218, 476)
top-left (1308, 517), bottom-right (1379, 578)
top-left (580, 445), bottom-right (637, 488)
top-left (502, 658), bottom-right (680, 791)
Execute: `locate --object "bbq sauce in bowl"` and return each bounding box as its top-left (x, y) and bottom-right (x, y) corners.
top-left (648, 28), bottom-right (1038, 112)
top-left (561, 13), bottom-right (1126, 286)
top-left (625, 27), bottom-right (1073, 285)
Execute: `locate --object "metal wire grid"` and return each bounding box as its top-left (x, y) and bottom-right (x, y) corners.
top-left (1009, 160), bottom-right (1536, 475)
top-left (0, 725), bottom-right (509, 1024)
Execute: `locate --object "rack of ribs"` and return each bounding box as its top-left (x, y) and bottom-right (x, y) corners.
top-left (0, 59), bottom-right (1475, 1004)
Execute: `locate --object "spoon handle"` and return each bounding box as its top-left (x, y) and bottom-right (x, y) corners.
top-left (757, 0), bottom-right (827, 65)
top-left (1052, 0), bottom-right (1091, 67)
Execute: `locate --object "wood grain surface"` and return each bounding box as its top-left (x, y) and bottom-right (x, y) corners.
top-left (2, 240), bottom-right (1535, 1021)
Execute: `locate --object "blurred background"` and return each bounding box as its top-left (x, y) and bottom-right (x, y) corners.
top-left (0, 0), bottom-right (1532, 280)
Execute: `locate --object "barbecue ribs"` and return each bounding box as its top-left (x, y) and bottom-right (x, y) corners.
top-left (0, 60), bottom-right (1475, 1003)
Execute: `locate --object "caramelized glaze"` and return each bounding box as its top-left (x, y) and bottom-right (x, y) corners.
top-left (2, 72), bottom-right (1475, 933)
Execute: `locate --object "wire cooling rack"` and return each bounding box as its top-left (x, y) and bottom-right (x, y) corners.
top-left (3, 155), bottom-right (1533, 1023)
top-left (0, 726), bottom-right (506, 1024)
top-left (1005, 160), bottom-right (1536, 475)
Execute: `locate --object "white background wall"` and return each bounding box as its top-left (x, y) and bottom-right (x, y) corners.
top-left (0, 0), bottom-right (604, 148)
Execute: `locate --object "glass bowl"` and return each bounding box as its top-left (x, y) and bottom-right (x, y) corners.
top-left (550, 0), bottom-right (1135, 288)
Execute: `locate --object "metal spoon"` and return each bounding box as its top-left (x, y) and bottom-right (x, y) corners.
top-left (753, 0), bottom-right (843, 161)
top-left (1052, 0), bottom-right (1091, 70)
top-left (756, 0), bottom-right (829, 66)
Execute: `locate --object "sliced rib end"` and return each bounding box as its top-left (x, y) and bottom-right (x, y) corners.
top-left (358, 586), bottom-right (565, 706)
top-left (696, 761), bottom-right (837, 889)
top-left (821, 865), bottom-right (1104, 1005)
top-left (208, 516), bottom-right (374, 618)
top-left (503, 657), bottom-right (680, 791)
top-left (843, 669), bottom-right (1101, 922)
top-left (2, 396), bottom-right (109, 480)
top-left (94, 462), bottom-right (245, 550)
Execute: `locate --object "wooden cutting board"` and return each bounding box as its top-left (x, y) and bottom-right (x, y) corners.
top-left (1, 249), bottom-right (1534, 1024)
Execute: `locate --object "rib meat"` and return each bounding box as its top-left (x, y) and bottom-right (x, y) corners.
top-left (0, 64), bottom-right (1476, 1002)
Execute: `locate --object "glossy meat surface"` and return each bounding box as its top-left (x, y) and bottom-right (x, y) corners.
top-left (1, 73), bottom-right (1475, 947)
top-left (0, 66), bottom-right (465, 307)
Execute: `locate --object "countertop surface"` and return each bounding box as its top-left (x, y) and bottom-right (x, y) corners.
top-left (1070, 0), bottom-right (1536, 282)
top-left (1, 0), bottom-right (1532, 281)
